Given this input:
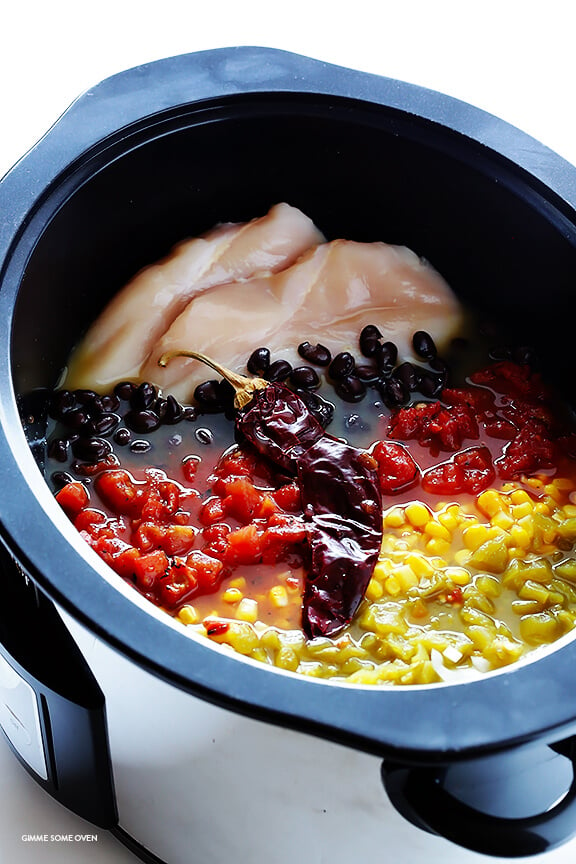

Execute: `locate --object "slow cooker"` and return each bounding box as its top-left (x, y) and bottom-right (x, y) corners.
top-left (2, 46), bottom-right (576, 863)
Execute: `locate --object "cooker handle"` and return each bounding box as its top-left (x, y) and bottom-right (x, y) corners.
top-left (381, 738), bottom-right (576, 857)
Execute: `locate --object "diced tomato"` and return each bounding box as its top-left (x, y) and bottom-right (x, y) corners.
top-left (272, 481), bottom-right (302, 512)
top-left (157, 560), bottom-right (199, 608)
top-left (372, 441), bottom-right (420, 494)
top-left (181, 455), bottom-right (201, 483)
top-left (95, 470), bottom-right (145, 518)
top-left (470, 360), bottom-right (546, 398)
top-left (422, 446), bottom-right (495, 495)
top-left (199, 496), bottom-right (227, 526)
top-left (160, 525), bottom-right (197, 556)
top-left (73, 507), bottom-right (106, 533)
top-left (388, 401), bottom-right (479, 453)
top-left (133, 521), bottom-right (165, 552)
top-left (186, 550), bottom-right (224, 591)
top-left (201, 523), bottom-right (230, 559)
top-left (496, 419), bottom-right (556, 479)
top-left (225, 523), bottom-right (265, 565)
top-left (131, 549), bottom-right (169, 591)
top-left (442, 387), bottom-right (495, 414)
top-left (222, 476), bottom-right (265, 523)
top-left (110, 546), bottom-right (141, 579)
top-left (56, 481), bottom-right (89, 519)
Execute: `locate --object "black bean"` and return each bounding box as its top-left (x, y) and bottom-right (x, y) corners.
top-left (289, 366), bottom-right (320, 390)
top-left (114, 428), bottom-right (131, 446)
top-left (266, 359), bottom-right (292, 382)
top-left (247, 347), bottom-right (270, 376)
top-left (354, 364), bottom-right (380, 384)
top-left (125, 409), bottom-right (161, 434)
top-left (114, 381), bottom-right (137, 401)
top-left (72, 436), bottom-right (112, 462)
top-left (194, 380), bottom-right (223, 411)
top-left (393, 362), bottom-right (420, 391)
top-left (74, 389), bottom-right (100, 406)
top-left (412, 330), bottom-right (437, 359)
top-left (130, 382), bottom-right (157, 411)
top-left (65, 408), bottom-right (91, 430)
top-left (329, 351), bottom-right (355, 380)
top-left (183, 406), bottom-right (198, 422)
top-left (87, 412), bottom-right (121, 437)
top-left (359, 324), bottom-right (383, 358)
top-left (296, 390), bottom-right (334, 428)
top-left (49, 390), bottom-right (76, 420)
top-left (154, 398), bottom-right (168, 421)
top-left (51, 471), bottom-right (74, 490)
top-left (375, 341), bottom-right (398, 372)
top-left (163, 394), bottom-right (185, 424)
top-left (100, 393), bottom-right (120, 413)
top-left (379, 377), bottom-right (409, 407)
top-left (47, 437), bottom-right (69, 462)
top-left (418, 370), bottom-right (443, 397)
top-left (195, 428), bottom-right (213, 445)
top-left (297, 341), bottom-right (332, 366)
top-left (512, 345), bottom-right (537, 366)
top-left (130, 440), bottom-right (152, 454)
top-left (335, 376), bottom-right (366, 403)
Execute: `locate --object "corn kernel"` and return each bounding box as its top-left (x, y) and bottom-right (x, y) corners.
top-left (178, 605), bottom-right (200, 625)
top-left (491, 510), bottom-right (514, 531)
top-left (438, 510), bottom-right (459, 532)
top-left (365, 578), bottom-right (384, 602)
top-left (463, 523), bottom-right (490, 551)
top-left (425, 537), bottom-right (451, 558)
top-left (222, 587), bottom-right (243, 604)
top-left (511, 489), bottom-right (532, 505)
top-left (275, 645), bottom-right (300, 672)
top-left (269, 585), bottom-right (289, 607)
top-left (385, 576), bottom-right (402, 596)
top-left (512, 501), bottom-right (533, 520)
top-left (446, 566), bottom-right (472, 586)
top-left (507, 523), bottom-right (531, 549)
top-left (406, 552), bottom-right (435, 579)
top-left (228, 576), bottom-right (247, 589)
top-left (384, 507), bottom-right (406, 528)
top-left (426, 520), bottom-right (452, 541)
top-left (405, 502), bottom-right (430, 528)
top-left (235, 598), bottom-right (259, 623)
top-left (477, 489), bottom-right (504, 518)
top-left (396, 564), bottom-right (419, 591)
top-left (373, 560), bottom-right (393, 580)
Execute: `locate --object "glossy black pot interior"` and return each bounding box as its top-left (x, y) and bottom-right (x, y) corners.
top-left (3, 48), bottom-right (576, 767)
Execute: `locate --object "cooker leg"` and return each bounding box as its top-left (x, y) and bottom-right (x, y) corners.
top-left (381, 739), bottom-right (576, 857)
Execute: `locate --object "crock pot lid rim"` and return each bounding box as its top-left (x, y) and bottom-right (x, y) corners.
top-left (1, 45), bottom-right (576, 243)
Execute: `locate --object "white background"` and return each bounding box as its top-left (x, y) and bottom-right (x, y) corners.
top-left (1, 1), bottom-right (576, 862)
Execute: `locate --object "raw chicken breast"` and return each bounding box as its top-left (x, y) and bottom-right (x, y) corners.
top-left (143, 238), bottom-right (463, 402)
top-left (64, 203), bottom-right (325, 391)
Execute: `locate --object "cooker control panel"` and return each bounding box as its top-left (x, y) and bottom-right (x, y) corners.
top-left (0, 649), bottom-right (47, 779)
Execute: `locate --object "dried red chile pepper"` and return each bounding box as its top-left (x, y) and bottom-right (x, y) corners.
top-left (159, 350), bottom-right (383, 638)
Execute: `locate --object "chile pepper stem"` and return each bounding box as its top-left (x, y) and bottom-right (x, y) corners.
top-left (158, 350), bottom-right (268, 410)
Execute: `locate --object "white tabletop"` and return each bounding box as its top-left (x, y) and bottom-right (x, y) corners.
top-left (1, 1), bottom-right (576, 862)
